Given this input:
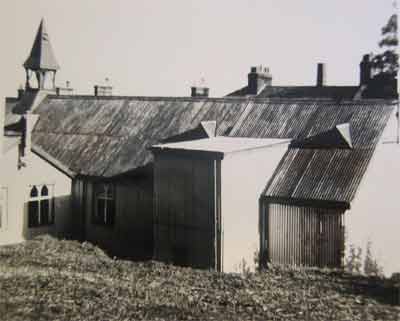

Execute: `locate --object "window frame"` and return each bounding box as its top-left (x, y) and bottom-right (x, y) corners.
top-left (93, 183), bottom-right (116, 227)
top-left (28, 184), bottom-right (55, 228)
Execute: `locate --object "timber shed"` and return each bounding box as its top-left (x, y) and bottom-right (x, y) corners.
top-left (3, 18), bottom-right (399, 274)
top-left (151, 136), bottom-right (290, 272)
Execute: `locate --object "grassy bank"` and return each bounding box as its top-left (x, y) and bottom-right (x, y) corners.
top-left (0, 236), bottom-right (398, 321)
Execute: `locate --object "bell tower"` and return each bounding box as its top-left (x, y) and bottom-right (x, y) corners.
top-left (23, 19), bottom-right (60, 91)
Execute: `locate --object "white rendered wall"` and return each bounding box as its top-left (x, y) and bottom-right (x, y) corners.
top-left (346, 110), bottom-right (400, 276)
top-left (0, 146), bottom-right (72, 245)
top-left (220, 143), bottom-right (288, 273)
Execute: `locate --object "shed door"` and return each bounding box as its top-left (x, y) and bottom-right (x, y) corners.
top-left (264, 203), bottom-right (344, 268)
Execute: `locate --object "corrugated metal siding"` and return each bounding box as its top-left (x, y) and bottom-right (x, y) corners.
top-left (265, 203), bottom-right (344, 268)
top-left (264, 148), bottom-right (374, 203)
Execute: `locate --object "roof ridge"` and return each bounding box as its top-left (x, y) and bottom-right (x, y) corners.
top-left (45, 94), bottom-right (398, 105)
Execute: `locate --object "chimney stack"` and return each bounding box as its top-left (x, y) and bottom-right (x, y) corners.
top-left (360, 54), bottom-right (372, 86)
top-left (191, 86), bottom-right (209, 98)
top-left (20, 113), bottom-right (39, 163)
top-left (56, 81), bottom-right (74, 96)
top-left (248, 66), bottom-right (272, 95)
top-left (316, 63), bottom-right (326, 87)
top-left (94, 78), bottom-right (113, 97)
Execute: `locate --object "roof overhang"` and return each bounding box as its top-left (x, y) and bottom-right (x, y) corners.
top-left (32, 145), bottom-right (76, 179)
top-left (150, 137), bottom-right (290, 160)
top-left (260, 195), bottom-right (350, 211)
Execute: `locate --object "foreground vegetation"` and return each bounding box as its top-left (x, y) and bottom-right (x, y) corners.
top-left (0, 236), bottom-right (399, 321)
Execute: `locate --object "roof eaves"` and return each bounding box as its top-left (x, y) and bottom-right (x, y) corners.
top-left (260, 195), bottom-right (350, 210)
top-left (32, 144), bottom-right (76, 178)
top-left (149, 146), bottom-right (224, 160)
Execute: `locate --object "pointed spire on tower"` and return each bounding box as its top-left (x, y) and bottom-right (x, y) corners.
top-left (24, 18), bottom-right (59, 71)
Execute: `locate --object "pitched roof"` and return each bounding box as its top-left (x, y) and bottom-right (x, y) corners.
top-left (27, 95), bottom-right (395, 192)
top-left (30, 96), bottom-right (249, 177)
top-left (227, 85), bottom-right (360, 100)
top-left (229, 99), bottom-right (392, 148)
top-left (262, 148), bottom-right (375, 205)
top-left (23, 19), bottom-right (60, 71)
top-left (161, 121), bottom-right (217, 143)
top-left (290, 123), bottom-right (353, 149)
top-left (261, 102), bottom-right (394, 204)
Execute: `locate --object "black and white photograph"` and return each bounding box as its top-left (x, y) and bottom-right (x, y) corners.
top-left (0, 1), bottom-right (399, 320)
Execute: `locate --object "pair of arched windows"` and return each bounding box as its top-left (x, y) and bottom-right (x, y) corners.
top-left (28, 185), bottom-right (54, 228)
top-left (93, 183), bottom-right (115, 226)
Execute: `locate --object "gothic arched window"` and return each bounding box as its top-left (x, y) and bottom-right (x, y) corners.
top-left (28, 185), bottom-right (54, 228)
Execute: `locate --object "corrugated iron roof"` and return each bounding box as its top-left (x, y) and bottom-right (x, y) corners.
top-left (261, 100), bottom-right (394, 204)
top-left (31, 96), bottom-right (249, 177)
top-left (229, 100), bottom-right (393, 148)
top-left (262, 148), bottom-right (375, 204)
top-left (28, 95), bottom-right (395, 206)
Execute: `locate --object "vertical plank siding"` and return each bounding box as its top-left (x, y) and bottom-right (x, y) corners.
top-left (264, 203), bottom-right (344, 268)
top-left (154, 154), bottom-right (216, 270)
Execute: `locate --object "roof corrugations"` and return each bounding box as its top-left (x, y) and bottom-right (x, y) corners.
top-left (229, 100), bottom-right (319, 139)
top-left (227, 85), bottom-right (360, 99)
top-left (261, 101), bottom-right (394, 204)
top-left (263, 148), bottom-right (374, 204)
top-left (29, 95), bottom-right (395, 206)
top-left (31, 96), bottom-right (249, 177)
top-left (230, 100), bottom-right (393, 148)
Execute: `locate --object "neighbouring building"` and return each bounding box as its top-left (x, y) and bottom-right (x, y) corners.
top-left (1, 19), bottom-right (399, 275)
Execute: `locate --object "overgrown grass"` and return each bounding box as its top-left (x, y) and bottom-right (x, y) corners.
top-left (0, 235), bottom-right (399, 321)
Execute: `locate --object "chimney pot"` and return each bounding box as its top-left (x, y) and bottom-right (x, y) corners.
top-left (360, 54), bottom-right (372, 86)
top-left (94, 82), bottom-right (113, 97)
top-left (191, 86), bottom-right (209, 98)
top-left (247, 65), bottom-right (272, 95)
top-left (316, 63), bottom-right (326, 87)
top-left (56, 81), bottom-right (74, 96)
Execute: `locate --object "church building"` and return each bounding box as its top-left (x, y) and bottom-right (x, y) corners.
top-left (1, 19), bottom-right (399, 274)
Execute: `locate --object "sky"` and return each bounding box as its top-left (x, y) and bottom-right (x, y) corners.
top-left (0, 0), bottom-right (396, 98)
